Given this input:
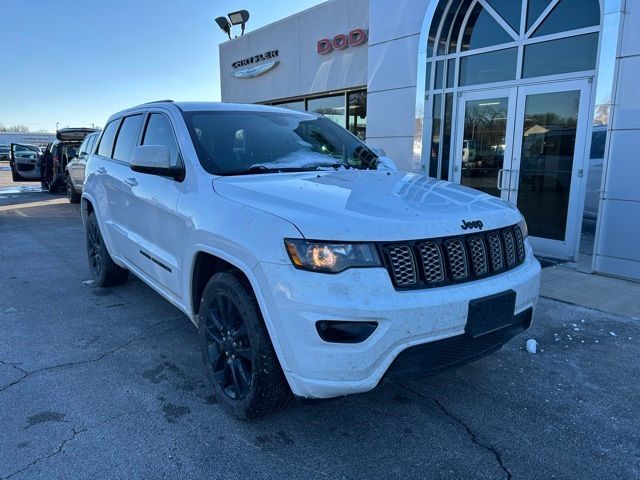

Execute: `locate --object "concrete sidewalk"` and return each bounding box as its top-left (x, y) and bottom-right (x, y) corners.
top-left (540, 261), bottom-right (640, 319)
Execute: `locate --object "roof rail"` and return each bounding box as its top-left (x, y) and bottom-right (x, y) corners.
top-left (141, 99), bottom-right (174, 105)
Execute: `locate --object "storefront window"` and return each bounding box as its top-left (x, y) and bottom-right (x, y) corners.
top-left (429, 94), bottom-right (442, 178)
top-left (522, 33), bottom-right (599, 78)
top-left (531, 0), bottom-right (600, 37)
top-left (273, 100), bottom-right (305, 111)
top-left (268, 90), bottom-right (367, 139)
top-left (441, 93), bottom-right (453, 180)
top-left (461, 3), bottom-right (513, 51)
top-left (459, 47), bottom-right (517, 86)
top-left (307, 95), bottom-right (346, 129)
top-left (347, 91), bottom-right (367, 141)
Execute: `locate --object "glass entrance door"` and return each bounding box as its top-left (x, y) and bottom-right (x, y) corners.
top-left (453, 88), bottom-right (517, 201)
top-left (453, 80), bottom-right (591, 259)
top-left (511, 80), bottom-right (591, 259)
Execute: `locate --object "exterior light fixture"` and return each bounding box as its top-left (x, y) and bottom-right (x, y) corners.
top-left (215, 16), bottom-right (232, 40)
top-left (228, 9), bottom-right (250, 35)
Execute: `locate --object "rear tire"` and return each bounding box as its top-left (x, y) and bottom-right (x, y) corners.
top-left (86, 212), bottom-right (129, 287)
top-left (66, 175), bottom-right (81, 203)
top-left (198, 271), bottom-right (291, 420)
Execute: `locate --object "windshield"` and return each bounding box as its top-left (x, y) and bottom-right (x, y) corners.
top-left (181, 110), bottom-right (379, 175)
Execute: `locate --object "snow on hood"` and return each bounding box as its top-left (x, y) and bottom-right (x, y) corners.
top-left (212, 170), bottom-right (522, 241)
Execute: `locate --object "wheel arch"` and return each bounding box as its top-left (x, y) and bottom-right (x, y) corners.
top-left (189, 246), bottom-right (292, 373)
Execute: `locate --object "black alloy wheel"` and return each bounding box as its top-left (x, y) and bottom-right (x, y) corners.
top-left (85, 212), bottom-right (129, 287)
top-left (87, 216), bottom-right (103, 279)
top-left (198, 271), bottom-right (291, 419)
top-left (203, 292), bottom-right (253, 400)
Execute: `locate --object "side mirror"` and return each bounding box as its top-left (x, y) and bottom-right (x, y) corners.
top-left (130, 145), bottom-right (183, 180)
top-left (368, 146), bottom-right (398, 170)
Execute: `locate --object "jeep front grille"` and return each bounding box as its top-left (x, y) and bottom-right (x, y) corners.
top-left (381, 224), bottom-right (526, 290)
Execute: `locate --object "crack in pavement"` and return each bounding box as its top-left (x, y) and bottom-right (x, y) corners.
top-left (0, 316), bottom-right (181, 395)
top-left (2, 426), bottom-right (86, 480)
top-left (0, 360), bottom-right (28, 375)
top-left (401, 384), bottom-right (512, 480)
top-left (2, 409), bottom-right (140, 479)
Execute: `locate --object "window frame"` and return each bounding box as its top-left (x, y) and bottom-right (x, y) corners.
top-left (95, 118), bottom-right (122, 160)
top-left (140, 111), bottom-right (185, 173)
top-left (111, 114), bottom-right (145, 165)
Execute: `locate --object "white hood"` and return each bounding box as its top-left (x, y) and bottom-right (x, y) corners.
top-left (212, 170), bottom-right (522, 241)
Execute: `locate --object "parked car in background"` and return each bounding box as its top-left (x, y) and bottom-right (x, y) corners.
top-left (82, 101), bottom-right (541, 419)
top-left (0, 144), bottom-right (10, 161)
top-left (65, 131), bottom-right (100, 203)
top-left (9, 143), bottom-right (41, 181)
top-left (41, 128), bottom-right (97, 192)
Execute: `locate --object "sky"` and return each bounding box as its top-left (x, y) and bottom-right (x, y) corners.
top-left (0, 0), bottom-right (324, 132)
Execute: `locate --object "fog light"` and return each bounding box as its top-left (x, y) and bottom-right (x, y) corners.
top-left (316, 321), bottom-right (378, 343)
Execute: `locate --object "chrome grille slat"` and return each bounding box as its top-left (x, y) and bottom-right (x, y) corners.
top-left (385, 246), bottom-right (417, 286)
top-left (383, 224), bottom-right (525, 289)
top-left (418, 242), bottom-right (445, 283)
top-left (487, 232), bottom-right (504, 272)
top-left (502, 230), bottom-right (516, 267)
top-left (445, 239), bottom-right (469, 280)
top-left (467, 236), bottom-right (488, 276)
top-left (513, 226), bottom-right (525, 261)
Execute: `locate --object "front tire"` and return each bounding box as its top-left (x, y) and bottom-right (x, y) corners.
top-left (86, 212), bottom-right (129, 287)
top-left (66, 175), bottom-right (81, 203)
top-left (198, 271), bottom-right (291, 420)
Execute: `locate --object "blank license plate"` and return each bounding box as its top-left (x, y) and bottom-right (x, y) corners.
top-left (466, 290), bottom-right (516, 338)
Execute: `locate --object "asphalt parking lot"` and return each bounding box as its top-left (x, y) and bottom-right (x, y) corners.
top-left (0, 165), bottom-right (639, 480)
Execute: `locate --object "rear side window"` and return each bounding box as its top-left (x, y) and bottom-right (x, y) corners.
top-left (142, 113), bottom-right (181, 167)
top-left (78, 137), bottom-right (90, 156)
top-left (113, 115), bottom-right (143, 163)
top-left (86, 134), bottom-right (97, 154)
top-left (97, 120), bottom-right (119, 157)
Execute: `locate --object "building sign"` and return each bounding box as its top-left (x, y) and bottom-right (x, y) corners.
top-left (232, 50), bottom-right (279, 69)
top-left (317, 29), bottom-right (368, 55)
top-left (231, 50), bottom-right (280, 79)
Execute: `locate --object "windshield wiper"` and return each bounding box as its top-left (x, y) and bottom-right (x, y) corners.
top-left (228, 165), bottom-right (321, 176)
top-left (228, 162), bottom-right (350, 176)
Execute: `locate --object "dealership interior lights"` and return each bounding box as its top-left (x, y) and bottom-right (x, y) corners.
top-left (215, 10), bottom-right (250, 39)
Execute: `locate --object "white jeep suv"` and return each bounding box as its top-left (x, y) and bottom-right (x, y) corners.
top-left (82, 101), bottom-right (541, 419)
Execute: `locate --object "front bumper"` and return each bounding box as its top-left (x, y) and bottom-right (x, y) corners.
top-left (254, 243), bottom-right (541, 399)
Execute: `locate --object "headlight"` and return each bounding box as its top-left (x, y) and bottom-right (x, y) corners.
top-left (284, 239), bottom-right (381, 273)
top-left (518, 218), bottom-right (528, 238)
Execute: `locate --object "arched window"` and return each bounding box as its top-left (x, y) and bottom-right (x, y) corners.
top-left (424, 0), bottom-right (601, 179)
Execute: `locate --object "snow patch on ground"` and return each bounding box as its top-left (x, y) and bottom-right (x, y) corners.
top-left (526, 339), bottom-right (537, 354)
top-left (0, 185), bottom-right (43, 196)
top-left (81, 280), bottom-right (94, 285)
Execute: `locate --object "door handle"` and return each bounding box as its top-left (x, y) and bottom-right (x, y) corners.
top-left (96, 166), bottom-right (107, 174)
top-left (125, 177), bottom-right (138, 187)
top-left (497, 169), bottom-right (506, 190)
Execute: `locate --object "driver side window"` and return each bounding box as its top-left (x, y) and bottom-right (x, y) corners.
top-left (142, 113), bottom-right (181, 167)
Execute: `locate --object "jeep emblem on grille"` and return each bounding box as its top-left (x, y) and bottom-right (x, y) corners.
top-left (461, 219), bottom-right (483, 230)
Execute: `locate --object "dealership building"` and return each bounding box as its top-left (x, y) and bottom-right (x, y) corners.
top-left (219, 0), bottom-right (639, 282)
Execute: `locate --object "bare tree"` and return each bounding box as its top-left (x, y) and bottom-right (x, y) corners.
top-left (2, 125), bottom-right (30, 133)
